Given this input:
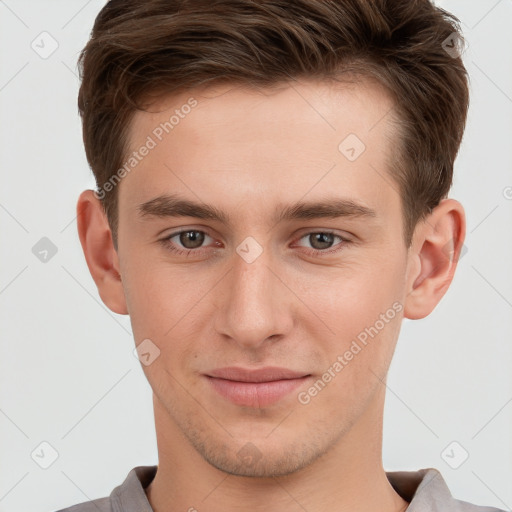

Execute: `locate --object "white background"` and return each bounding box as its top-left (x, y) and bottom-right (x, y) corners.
top-left (0, 1), bottom-right (511, 511)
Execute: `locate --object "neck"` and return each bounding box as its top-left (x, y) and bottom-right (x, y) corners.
top-left (145, 387), bottom-right (408, 512)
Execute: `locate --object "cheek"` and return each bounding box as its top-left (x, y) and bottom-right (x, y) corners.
top-left (298, 300), bottom-right (403, 416)
top-left (121, 255), bottom-right (216, 368)
top-left (292, 257), bottom-right (404, 333)
top-left (120, 256), bottom-right (180, 342)
top-left (292, 253), bottom-right (405, 393)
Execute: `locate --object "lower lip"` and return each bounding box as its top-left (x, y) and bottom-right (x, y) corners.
top-left (205, 375), bottom-right (310, 408)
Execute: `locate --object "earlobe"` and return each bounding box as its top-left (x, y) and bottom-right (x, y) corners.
top-left (76, 190), bottom-right (128, 315)
top-left (403, 198), bottom-right (466, 320)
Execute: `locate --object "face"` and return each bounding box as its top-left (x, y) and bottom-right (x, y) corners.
top-left (116, 79), bottom-right (411, 477)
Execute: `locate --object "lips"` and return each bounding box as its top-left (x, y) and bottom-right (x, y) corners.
top-left (205, 366), bottom-right (311, 407)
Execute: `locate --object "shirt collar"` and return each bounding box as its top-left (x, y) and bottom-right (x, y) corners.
top-left (387, 467), bottom-right (453, 510)
top-left (109, 465), bottom-right (459, 511)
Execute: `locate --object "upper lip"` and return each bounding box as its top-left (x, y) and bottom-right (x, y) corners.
top-left (206, 366), bottom-right (310, 383)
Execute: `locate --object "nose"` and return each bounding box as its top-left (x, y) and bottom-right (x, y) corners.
top-left (214, 242), bottom-right (294, 351)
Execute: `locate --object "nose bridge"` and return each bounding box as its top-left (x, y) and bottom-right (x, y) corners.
top-left (215, 238), bottom-right (292, 348)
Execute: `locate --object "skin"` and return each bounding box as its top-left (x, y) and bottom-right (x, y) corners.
top-left (77, 78), bottom-right (465, 512)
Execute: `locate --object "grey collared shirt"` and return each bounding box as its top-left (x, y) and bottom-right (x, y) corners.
top-left (55, 465), bottom-right (507, 512)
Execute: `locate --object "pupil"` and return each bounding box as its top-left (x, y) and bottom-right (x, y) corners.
top-left (312, 233), bottom-right (333, 250)
top-left (181, 231), bottom-right (204, 249)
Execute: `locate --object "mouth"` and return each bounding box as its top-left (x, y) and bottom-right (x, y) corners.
top-left (204, 367), bottom-right (312, 408)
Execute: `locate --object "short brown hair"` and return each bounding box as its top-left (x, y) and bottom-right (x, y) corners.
top-left (77, 0), bottom-right (469, 249)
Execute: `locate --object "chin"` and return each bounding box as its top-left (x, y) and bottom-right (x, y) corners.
top-left (190, 429), bottom-right (333, 478)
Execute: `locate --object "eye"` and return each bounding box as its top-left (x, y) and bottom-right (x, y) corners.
top-left (294, 231), bottom-right (350, 256)
top-left (160, 229), bottom-right (217, 256)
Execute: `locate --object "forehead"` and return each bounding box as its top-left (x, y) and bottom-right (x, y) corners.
top-left (131, 77), bottom-right (396, 146)
top-left (120, 78), bottom-right (399, 226)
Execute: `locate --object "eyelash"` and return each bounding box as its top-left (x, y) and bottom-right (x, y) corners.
top-left (159, 229), bottom-right (351, 257)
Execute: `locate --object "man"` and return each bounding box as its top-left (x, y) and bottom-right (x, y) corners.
top-left (58, 0), bottom-right (505, 511)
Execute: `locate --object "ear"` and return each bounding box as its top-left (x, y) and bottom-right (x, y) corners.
top-left (403, 198), bottom-right (466, 320)
top-left (76, 190), bottom-right (128, 315)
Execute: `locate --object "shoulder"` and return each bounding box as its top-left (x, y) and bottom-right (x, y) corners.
top-left (54, 496), bottom-right (111, 512)
top-left (53, 465), bottom-right (157, 512)
top-left (449, 495), bottom-right (507, 512)
top-left (427, 468), bottom-right (507, 512)
top-left (386, 467), bottom-right (507, 512)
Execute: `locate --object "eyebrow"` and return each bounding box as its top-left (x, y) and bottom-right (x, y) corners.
top-left (137, 193), bottom-right (377, 224)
